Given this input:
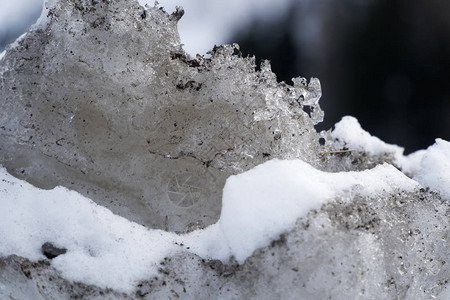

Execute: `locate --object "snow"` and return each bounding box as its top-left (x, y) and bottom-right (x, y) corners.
top-left (332, 116), bottom-right (405, 157)
top-left (332, 116), bottom-right (450, 201)
top-left (415, 138), bottom-right (450, 200)
top-left (0, 167), bottom-right (181, 292)
top-left (332, 116), bottom-right (427, 175)
top-left (0, 0), bottom-right (449, 296)
top-left (397, 148), bottom-right (426, 176)
top-left (0, 154), bottom-right (424, 291)
top-left (2, 116), bottom-right (449, 291)
top-left (213, 159), bottom-right (418, 263)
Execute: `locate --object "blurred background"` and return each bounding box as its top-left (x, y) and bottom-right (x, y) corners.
top-left (1, 0), bottom-right (449, 153)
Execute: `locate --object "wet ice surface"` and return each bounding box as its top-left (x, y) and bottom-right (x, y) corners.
top-left (0, 0), bottom-right (450, 299)
top-left (0, 0), bottom-right (323, 233)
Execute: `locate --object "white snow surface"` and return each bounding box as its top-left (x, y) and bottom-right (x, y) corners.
top-left (0, 171), bottom-right (180, 292)
top-left (415, 138), bottom-right (450, 201)
top-left (214, 160), bottom-right (418, 263)
top-left (332, 116), bottom-right (426, 175)
top-left (0, 155), bottom-right (426, 292)
top-left (331, 116), bottom-right (404, 157)
top-left (331, 117), bottom-right (450, 201)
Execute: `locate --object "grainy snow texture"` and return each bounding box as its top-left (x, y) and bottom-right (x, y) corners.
top-left (1, 0), bottom-right (450, 299)
top-left (216, 160), bottom-right (419, 263)
top-left (0, 141), bottom-right (449, 298)
top-left (0, 159), bottom-right (421, 291)
top-left (416, 139), bottom-right (450, 201)
top-left (329, 116), bottom-right (426, 175)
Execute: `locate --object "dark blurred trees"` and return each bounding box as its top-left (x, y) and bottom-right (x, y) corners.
top-left (231, 0), bottom-right (450, 153)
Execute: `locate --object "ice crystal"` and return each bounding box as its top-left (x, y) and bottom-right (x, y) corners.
top-left (0, 0), bottom-right (323, 232)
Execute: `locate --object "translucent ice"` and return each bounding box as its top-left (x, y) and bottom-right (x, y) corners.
top-left (0, 0), bottom-right (323, 232)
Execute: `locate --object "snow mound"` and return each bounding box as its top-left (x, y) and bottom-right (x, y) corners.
top-left (0, 156), bottom-right (425, 291)
top-left (331, 116), bottom-right (404, 157)
top-left (216, 160), bottom-right (418, 263)
top-left (416, 138), bottom-right (450, 200)
top-left (331, 116), bottom-right (426, 174)
top-left (1, 0), bottom-right (450, 298)
top-left (0, 167), bottom-right (180, 292)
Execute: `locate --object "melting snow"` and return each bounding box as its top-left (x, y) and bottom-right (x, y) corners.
top-left (332, 116), bottom-right (426, 174)
top-left (4, 136), bottom-right (449, 292)
top-left (416, 138), bottom-right (450, 201)
top-left (0, 0), bottom-right (449, 296)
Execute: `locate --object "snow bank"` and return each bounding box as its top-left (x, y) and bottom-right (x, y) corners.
top-left (0, 157), bottom-right (422, 291)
